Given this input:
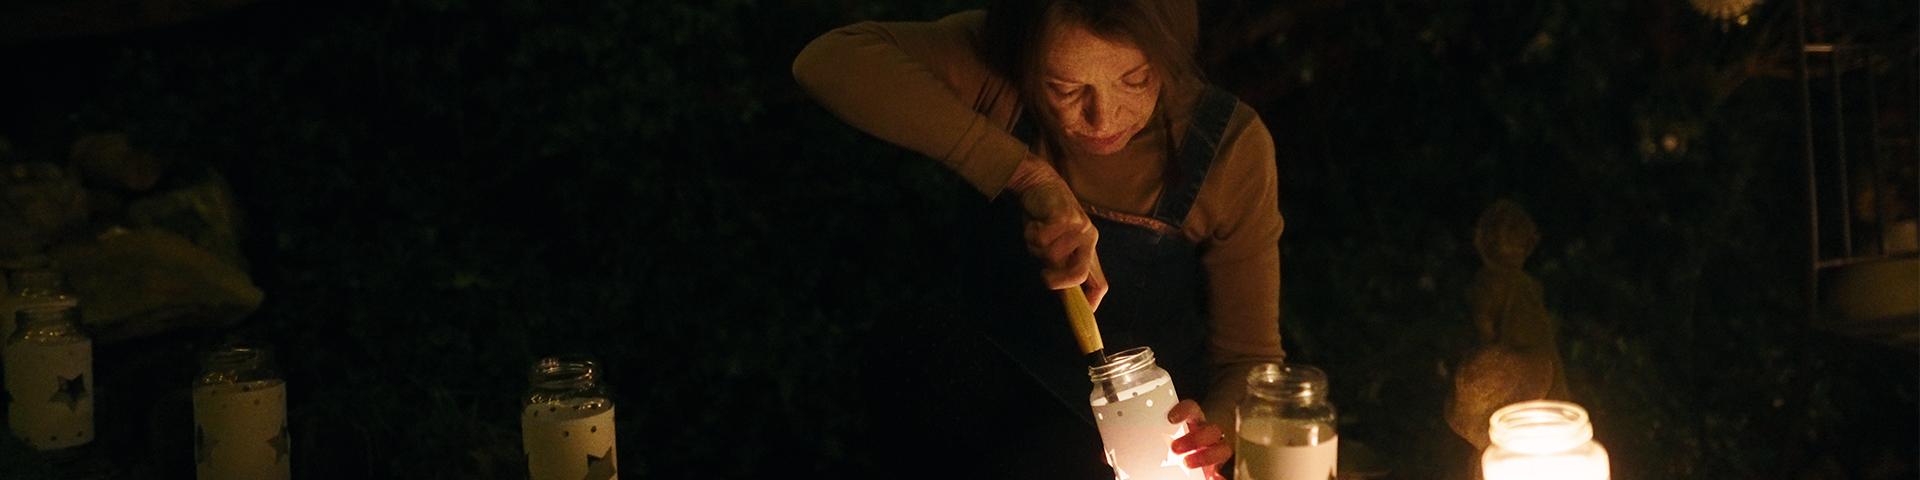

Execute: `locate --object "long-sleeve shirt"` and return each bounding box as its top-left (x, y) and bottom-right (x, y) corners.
top-left (794, 10), bottom-right (1286, 433)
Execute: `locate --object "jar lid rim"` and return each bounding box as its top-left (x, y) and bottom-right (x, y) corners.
top-left (1088, 346), bottom-right (1155, 380)
top-left (1488, 400), bottom-right (1594, 451)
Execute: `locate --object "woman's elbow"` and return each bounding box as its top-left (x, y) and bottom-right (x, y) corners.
top-left (792, 23), bottom-right (892, 92)
top-left (791, 36), bottom-right (829, 88)
top-left (791, 29), bottom-right (856, 90)
top-left (791, 46), bottom-right (827, 94)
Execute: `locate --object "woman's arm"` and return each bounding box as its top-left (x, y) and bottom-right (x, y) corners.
top-left (1185, 106), bottom-right (1287, 442)
top-left (792, 11), bottom-right (1110, 306)
top-left (791, 11), bottom-right (1029, 198)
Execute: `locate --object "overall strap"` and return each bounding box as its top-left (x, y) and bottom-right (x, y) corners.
top-left (1151, 86), bottom-right (1239, 227)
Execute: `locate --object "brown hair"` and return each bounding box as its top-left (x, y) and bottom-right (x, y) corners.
top-left (981, 0), bottom-right (1203, 153)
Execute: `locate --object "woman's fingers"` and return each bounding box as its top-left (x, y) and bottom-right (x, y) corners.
top-left (1025, 208), bottom-right (1101, 292)
top-left (1167, 399), bottom-right (1206, 424)
top-left (1006, 155), bottom-right (1107, 297)
top-left (1083, 251), bottom-right (1108, 311)
top-left (1167, 399), bottom-right (1231, 474)
top-left (1169, 423), bottom-right (1224, 454)
top-left (1040, 258), bottom-right (1091, 290)
top-left (1024, 218), bottom-right (1087, 265)
top-left (1183, 443), bottom-right (1233, 474)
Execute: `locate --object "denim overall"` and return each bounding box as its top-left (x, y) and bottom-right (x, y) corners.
top-left (853, 87), bottom-right (1243, 479)
top-left (985, 86), bottom-right (1241, 427)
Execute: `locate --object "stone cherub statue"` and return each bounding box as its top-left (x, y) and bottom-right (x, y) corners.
top-left (1446, 199), bottom-right (1572, 452)
top-left (1, 134), bottom-right (262, 343)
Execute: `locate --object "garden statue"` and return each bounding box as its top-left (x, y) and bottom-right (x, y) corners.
top-left (1446, 199), bottom-right (1572, 452)
top-left (1, 134), bottom-right (261, 343)
top-left (1686, 0), bottom-right (1760, 21)
top-left (0, 154), bottom-right (90, 260)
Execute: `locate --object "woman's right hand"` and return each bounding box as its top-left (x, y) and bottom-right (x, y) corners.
top-left (1005, 155), bottom-right (1109, 310)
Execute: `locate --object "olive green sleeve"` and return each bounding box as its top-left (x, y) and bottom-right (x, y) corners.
top-left (792, 10), bottom-right (1030, 198)
top-left (1185, 105), bottom-right (1288, 442)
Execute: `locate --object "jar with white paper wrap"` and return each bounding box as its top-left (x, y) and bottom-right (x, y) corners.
top-left (523, 355), bottom-right (617, 480)
top-left (1089, 347), bottom-right (1194, 480)
top-left (2, 268), bottom-right (70, 351)
top-left (193, 344), bottom-right (290, 480)
top-left (1235, 363), bottom-right (1337, 480)
top-left (5, 296), bottom-right (92, 451)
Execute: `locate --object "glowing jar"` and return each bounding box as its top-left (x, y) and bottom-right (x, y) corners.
top-left (193, 343), bottom-right (291, 480)
top-left (4, 297), bottom-right (91, 451)
top-left (522, 355), bottom-right (618, 480)
top-left (1482, 400), bottom-right (1609, 480)
top-left (1235, 363), bottom-right (1337, 480)
top-left (1089, 346), bottom-right (1193, 480)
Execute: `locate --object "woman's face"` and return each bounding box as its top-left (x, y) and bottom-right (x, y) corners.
top-left (1040, 21), bottom-right (1160, 158)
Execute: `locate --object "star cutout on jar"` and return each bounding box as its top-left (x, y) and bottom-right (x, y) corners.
top-left (1162, 424), bottom-right (1195, 476)
top-left (268, 422), bottom-right (292, 464)
top-left (49, 374), bottom-right (87, 411)
top-left (582, 446), bottom-right (616, 480)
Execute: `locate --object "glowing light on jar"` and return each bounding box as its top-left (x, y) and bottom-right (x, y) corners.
top-left (1482, 400), bottom-right (1609, 480)
top-left (1089, 347), bottom-right (1195, 480)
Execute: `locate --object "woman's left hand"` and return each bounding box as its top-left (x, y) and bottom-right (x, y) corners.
top-left (1168, 399), bottom-right (1232, 479)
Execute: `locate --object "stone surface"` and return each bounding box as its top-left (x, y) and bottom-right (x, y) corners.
top-left (0, 160), bottom-right (91, 259)
top-left (1447, 200), bottom-right (1572, 451)
top-left (46, 227), bottom-right (263, 343)
top-left (70, 133), bottom-right (164, 193)
top-left (1445, 346), bottom-right (1557, 451)
top-left (124, 166), bottom-right (247, 272)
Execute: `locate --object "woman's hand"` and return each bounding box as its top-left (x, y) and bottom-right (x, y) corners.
top-left (1005, 155), bottom-right (1109, 310)
top-left (1169, 399), bottom-right (1232, 479)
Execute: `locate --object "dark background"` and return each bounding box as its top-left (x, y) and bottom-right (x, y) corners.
top-left (0, 0), bottom-right (1914, 478)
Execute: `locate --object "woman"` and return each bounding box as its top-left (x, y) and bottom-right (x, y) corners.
top-left (795, 0), bottom-right (1284, 477)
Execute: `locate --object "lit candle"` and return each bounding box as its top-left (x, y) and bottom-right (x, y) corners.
top-left (1090, 347), bottom-right (1195, 480)
top-left (1482, 400), bottom-right (1609, 480)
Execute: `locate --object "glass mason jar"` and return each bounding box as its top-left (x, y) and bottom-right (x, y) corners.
top-left (4, 297), bottom-right (92, 451)
top-left (193, 343), bottom-right (290, 480)
top-left (1235, 363), bottom-right (1337, 480)
top-left (3, 268), bottom-right (69, 348)
top-left (1088, 346), bottom-right (1190, 480)
top-left (1482, 400), bottom-right (1609, 480)
top-left (522, 355), bottom-right (618, 480)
